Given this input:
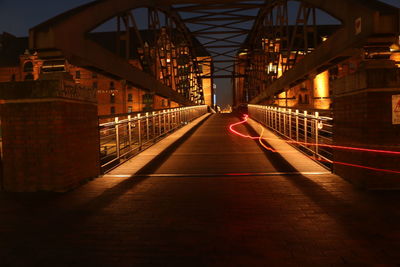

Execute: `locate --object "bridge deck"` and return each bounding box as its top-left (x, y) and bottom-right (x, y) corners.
top-left (1, 114), bottom-right (400, 266)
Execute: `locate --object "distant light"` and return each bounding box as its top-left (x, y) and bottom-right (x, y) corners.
top-left (390, 43), bottom-right (400, 52)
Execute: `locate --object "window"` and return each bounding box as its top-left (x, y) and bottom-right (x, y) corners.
top-left (110, 81), bottom-right (115, 89)
top-left (24, 73), bottom-right (34, 81)
top-left (110, 94), bottom-right (115, 103)
top-left (128, 106), bottom-right (133, 113)
top-left (23, 61), bottom-right (33, 72)
top-left (110, 106), bottom-right (115, 114)
top-left (128, 93), bottom-right (133, 102)
top-left (92, 72), bottom-right (97, 78)
top-left (304, 94), bottom-right (309, 104)
top-left (76, 71), bottom-right (81, 79)
top-left (93, 81), bottom-right (98, 89)
top-left (299, 94), bottom-right (309, 104)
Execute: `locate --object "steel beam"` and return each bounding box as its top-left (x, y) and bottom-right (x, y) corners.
top-left (203, 75), bottom-right (245, 78)
top-left (29, 0), bottom-right (399, 107)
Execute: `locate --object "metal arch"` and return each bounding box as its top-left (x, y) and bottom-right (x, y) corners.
top-left (30, 0), bottom-right (397, 49)
top-left (30, 1), bottom-right (208, 106)
top-left (29, 0), bottom-right (398, 105)
top-left (244, 0), bottom-right (399, 103)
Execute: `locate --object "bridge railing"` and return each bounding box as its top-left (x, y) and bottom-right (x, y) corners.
top-left (99, 105), bottom-right (208, 173)
top-left (248, 104), bottom-right (333, 169)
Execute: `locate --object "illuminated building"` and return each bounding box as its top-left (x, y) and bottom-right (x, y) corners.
top-left (0, 31), bottom-right (212, 115)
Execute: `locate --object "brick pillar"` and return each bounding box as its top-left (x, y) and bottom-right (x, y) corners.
top-left (0, 78), bottom-right (100, 192)
top-left (332, 60), bottom-right (400, 189)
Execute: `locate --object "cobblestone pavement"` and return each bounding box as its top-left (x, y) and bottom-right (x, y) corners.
top-left (1, 114), bottom-right (400, 266)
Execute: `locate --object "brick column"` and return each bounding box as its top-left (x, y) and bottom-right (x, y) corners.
top-left (332, 60), bottom-right (400, 189)
top-left (0, 78), bottom-right (100, 192)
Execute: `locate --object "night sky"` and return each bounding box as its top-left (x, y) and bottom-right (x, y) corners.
top-left (1, 0), bottom-right (399, 108)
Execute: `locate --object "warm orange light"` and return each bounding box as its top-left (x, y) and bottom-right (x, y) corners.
top-left (390, 52), bottom-right (400, 68)
top-left (278, 92), bottom-right (286, 107)
top-left (313, 71), bottom-right (330, 110)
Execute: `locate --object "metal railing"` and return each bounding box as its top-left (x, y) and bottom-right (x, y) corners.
top-left (99, 105), bottom-right (208, 173)
top-left (248, 104), bottom-right (333, 169)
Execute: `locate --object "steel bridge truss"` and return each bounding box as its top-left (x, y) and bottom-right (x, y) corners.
top-left (244, 0), bottom-right (399, 103)
top-left (242, 0), bottom-right (322, 100)
top-left (174, 2), bottom-right (265, 79)
top-left (30, 0), bottom-right (399, 106)
top-left (113, 8), bottom-right (205, 104)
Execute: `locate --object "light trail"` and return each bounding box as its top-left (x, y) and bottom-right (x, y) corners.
top-left (229, 114), bottom-right (400, 175)
top-left (258, 125), bottom-right (277, 153)
top-left (230, 114), bottom-right (400, 156)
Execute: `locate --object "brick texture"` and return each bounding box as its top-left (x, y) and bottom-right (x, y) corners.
top-left (0, 100), bottom-right (100, 192)
top-left (332, 65), bottom-right (400, 189)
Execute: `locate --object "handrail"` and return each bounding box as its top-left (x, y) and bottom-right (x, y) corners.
top-left (248, 104), bottom-right (333, 169)
top-left (99, 105), bottom-right (208, 173)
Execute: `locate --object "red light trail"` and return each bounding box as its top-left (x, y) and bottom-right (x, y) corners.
top-left (229, 114), bottom-right (400, 175)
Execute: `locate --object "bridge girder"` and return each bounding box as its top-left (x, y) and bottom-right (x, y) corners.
top-left (29, 0), bottom-right (399, 105)
top-left (247, 0), bottom-right (399, 104)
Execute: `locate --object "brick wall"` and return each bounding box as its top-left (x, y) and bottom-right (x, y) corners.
top-left (0, 79), bottom-right (100, 192)
top-left (0, 101), bottom-right (100, 192)
top-left (332, 63), bottom-right (400, 189)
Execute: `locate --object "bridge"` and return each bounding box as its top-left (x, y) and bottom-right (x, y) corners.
top-left (0, 0), bottom-right (400, 265)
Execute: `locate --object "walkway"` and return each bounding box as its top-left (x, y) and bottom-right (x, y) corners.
top-left (1, 114), bottom-right (400, 266)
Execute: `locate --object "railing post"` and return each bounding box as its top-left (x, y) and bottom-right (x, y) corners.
top-left (272, 107), bottom-right (276, 130)
top-left (288, 109), bottom-right (292, 139)
top-left (146, 112), bottom-right (150, 141)
top-left (115, 117), bottom-right (120, 159)
top-left (264, 106), bottom-right (267, 125)
top-left (276, 108), bottom-right (281, 133)
top-left (178, 108), bottom-right (182, 126)
top-left (283, 108), bottom-right (286, 136)
top-left (152, 111), bottom-right (156, 142)
top-left (128, 115), bottom-right (132, 148)
top-left (167, 109), bottom-right (171, 132)
top-left (315, 111), bottom-right (319, 156)
top-left (296, 109), bottom-right (299, 142)
top-left (304, 111), bottom-right (308, 144)
top-left (158, 111), bottom-right (162, 135)
top-left (163, 110), bottom-right (167, 133)
top-left (173, 108), bottom-right (177, 129)
top-left (137, 114), bottom-right (142, 150)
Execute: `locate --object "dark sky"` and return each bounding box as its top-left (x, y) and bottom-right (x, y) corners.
top-left (1, 0), bottom-right (399, 108)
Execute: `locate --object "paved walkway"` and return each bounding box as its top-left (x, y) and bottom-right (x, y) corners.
top-left (1, 114), bottom-right (400, 266)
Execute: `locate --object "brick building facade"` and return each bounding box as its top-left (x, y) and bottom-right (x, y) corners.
top-left (0, 31), bottom-right (212, 116)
